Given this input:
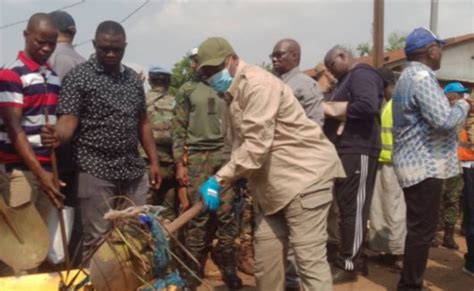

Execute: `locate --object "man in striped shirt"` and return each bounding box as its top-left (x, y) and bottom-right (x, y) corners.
top-left (0, 13), bottom-right (63, 224)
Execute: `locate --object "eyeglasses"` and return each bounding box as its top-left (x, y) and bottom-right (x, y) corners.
top-left (269, 51), bottom-right (292, 60)
top-left (327, 53), bottom-right (344, 69)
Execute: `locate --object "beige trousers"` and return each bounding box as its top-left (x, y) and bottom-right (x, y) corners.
top-left (254, 184), bottom-right (333, 291)
top-left (0, 166), bottom-right (52, 223)
top-left (369, 163), bottom-right (406, 255)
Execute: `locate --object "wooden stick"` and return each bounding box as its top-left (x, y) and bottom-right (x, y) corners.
top-left (164, 201), bottom-right (203, 234)
top-left (43, 108), bottom-right (71, 277)
top-left (165, 185), bottom-right (231, 233)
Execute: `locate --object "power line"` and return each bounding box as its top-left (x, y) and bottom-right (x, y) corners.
top-left (120, 0), bottom-right (151, 24)
top-left (0, 0), bottom-right (86, 30)
top-left (74, 0), bottom-right (151, 48)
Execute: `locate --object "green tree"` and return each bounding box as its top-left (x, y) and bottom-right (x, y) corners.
top-left (169, 55), bottom-right (194, 96)
top-left (356, 42), bottom-right (373, 57)
top-left (355, 32), bottom-right (407, 57)
top-left (386, 32), bottom-right (407, 51)
top-left (259, 61), bottom-right (273, 72)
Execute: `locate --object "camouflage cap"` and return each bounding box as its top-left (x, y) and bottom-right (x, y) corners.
top-left (197, 37), bottom-right (235, 69)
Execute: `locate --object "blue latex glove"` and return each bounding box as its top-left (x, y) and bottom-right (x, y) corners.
top-left (199, 176), bottom-right (222, 212)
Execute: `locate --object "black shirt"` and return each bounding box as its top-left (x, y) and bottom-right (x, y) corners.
top-left (323, 63), bottom-right (384, 158)
top-left (58, 55), bottom-right (147, 180)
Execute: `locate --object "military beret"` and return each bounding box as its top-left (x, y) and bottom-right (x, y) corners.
top-left (148, 66), bottom-right (171, 75)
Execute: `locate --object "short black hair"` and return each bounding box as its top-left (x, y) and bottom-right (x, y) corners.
top-left (95, 20), bottom-right (125, 39)
top-left (378, 67), bottom-right (396, 86)
top-left (26, 12), bottom-right (56, 33)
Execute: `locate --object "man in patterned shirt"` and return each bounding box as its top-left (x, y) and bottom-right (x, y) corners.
top-left (392, 27), bottom-right (472, 290)
top-left (41, 21), bottom-right (161, 261)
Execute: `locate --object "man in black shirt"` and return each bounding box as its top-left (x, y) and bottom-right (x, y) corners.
top-left (323, 45), bottom-right (384, 283)
top-left (41, 21), bottom-right (161, 261)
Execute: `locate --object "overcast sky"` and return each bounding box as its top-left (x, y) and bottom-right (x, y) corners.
top-left (1, 0), bottom-right (473, 72)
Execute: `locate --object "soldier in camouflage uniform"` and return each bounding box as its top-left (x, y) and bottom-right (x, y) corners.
top-left (235, 179), bottom-right (255, 275)
top-left (142, 66), bottom-right (179, 220)
top-left (172, 49), bottom-right (242, 290)
top-left (440, 175), bottom-right (463, 249)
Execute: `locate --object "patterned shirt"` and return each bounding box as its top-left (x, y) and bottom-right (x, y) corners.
top-left (392, 61), bottom-right (469, 188)
top-left (58, 55), bottom-right (147, 180)
top-left (0, 51), bottom-right (59, 169)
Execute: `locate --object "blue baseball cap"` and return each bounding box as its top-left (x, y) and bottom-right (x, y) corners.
top-left (404, 27), bottom-right (446, 54)
top-left (444, 82), bottom-right (470, 94)
top-left (148, 66), bottom-right (171, 75)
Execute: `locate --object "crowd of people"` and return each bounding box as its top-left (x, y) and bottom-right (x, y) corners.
top-left (0, 11), bottom-right (473, 291)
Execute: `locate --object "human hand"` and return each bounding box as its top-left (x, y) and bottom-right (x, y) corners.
top-left (38, 171), bottom-right (65, 208)
top-left (40, 124), bottom-right (60, 148)
top-left (175, 162), bottom-right (189, 186)
top-left (150, 163), bottom-right (162, 190)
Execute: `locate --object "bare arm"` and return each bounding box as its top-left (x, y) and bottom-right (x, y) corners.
top-left (0, 106), bottom-right (64, 207)
top-left (139, 112), bottom-right (161, 189)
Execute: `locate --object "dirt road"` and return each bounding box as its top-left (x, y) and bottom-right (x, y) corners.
top-left (200, 229), bottom-right (474, 291)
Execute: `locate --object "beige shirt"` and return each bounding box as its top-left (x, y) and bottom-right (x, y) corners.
top-left (216, 61), bottom-right (345, 215)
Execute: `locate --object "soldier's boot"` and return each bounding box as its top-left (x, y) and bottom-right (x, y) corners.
top-left (236, 240), bottom-right (254, 275)
top-left (181, 254), bottom-right (205, 290)
top-left (211, 249), bottom-right (243, 290)
top-left (442, 225), bottom-right (459, 250)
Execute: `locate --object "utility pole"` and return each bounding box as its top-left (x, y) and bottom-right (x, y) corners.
top-left (430, 0), bottom-right (439, 34)
top-left (373, 0), bottom-right (384, 68)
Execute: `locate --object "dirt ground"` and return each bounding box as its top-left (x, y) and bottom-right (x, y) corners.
top-left (199, 228), bottom-right (474, 291)
top-left (1, 228), bottom-right (472, 290)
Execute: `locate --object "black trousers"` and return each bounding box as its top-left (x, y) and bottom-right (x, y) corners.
top-left (462, 168), bottom-right (474, 270)
top-left (335, 154), bottom-right (378, 271)
top-left (398, 178), bottom-right (443, 291)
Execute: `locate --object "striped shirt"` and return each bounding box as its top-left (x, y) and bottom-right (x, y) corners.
top-left (0, 51), bottom-right (59, 168)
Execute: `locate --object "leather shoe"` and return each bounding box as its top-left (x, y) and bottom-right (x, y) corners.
top-left (332, 268), bottom-right (357, 284)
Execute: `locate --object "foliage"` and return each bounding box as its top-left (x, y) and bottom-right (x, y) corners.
top-left (355, 32), bottom-right (407, 57)
top-left (259, 61), bottom-right (273, 72)
top-left (386, 32), bottom-right (407, 51)
top-left (356, 42), bottom-right (373, 57)
top-left (169, 55), bottom-right (194, 96)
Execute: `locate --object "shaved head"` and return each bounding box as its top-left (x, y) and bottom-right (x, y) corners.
top-left (271, 38), bottom-right (301, 75)
top-left (26, 13), bottom-right (57, 33)
top-left (275, 38), bottom-right (301, 62)
top-left (324, 45), bottom-right (355, 80)
top-left (23, 13), bottom-right (58, 65)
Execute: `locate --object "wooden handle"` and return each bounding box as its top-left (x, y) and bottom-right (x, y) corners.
top-left (43, 108), bottom-right (70, 274)
top-left (165, 201), bottom-right (203, 234)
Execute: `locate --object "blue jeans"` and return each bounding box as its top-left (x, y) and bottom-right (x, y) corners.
top-left (462, 167), bottom-right (474, 270)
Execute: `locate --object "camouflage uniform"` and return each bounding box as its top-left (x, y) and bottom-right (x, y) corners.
top-left (172, 80), bottom-right (239, 286)
top-left (234, 179), bottom-right (255, 275)
top-left (440, 174), bottom-right (463, 227)
top-left (142, 86), bottom-right (179, 220)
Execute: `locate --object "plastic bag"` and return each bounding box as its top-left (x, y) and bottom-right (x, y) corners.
top-left (47, 206), bottom-right (74, 264)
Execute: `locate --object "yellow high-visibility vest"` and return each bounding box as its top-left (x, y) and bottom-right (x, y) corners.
top-left (379, 99), bottom-right (393, 163)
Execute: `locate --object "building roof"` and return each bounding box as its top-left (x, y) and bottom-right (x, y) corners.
top-left (355, 33), bottom-right (474, 67)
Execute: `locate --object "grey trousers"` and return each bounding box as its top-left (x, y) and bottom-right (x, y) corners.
top-left (77, 172), bottom-right (149, 261)
top-left (254, 182), bottom-right (333, 291)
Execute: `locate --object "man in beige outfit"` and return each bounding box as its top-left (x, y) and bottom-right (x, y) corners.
top-left (196, 37), bottom-right (345, 291)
